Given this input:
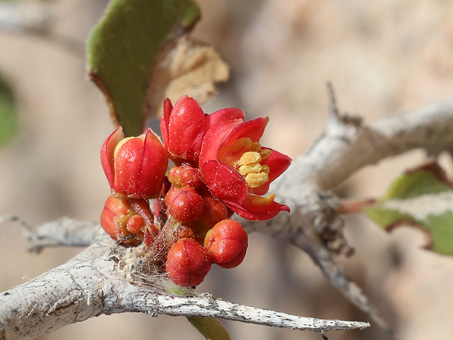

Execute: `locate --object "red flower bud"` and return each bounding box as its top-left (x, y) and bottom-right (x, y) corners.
top-left (166, 238), bottom-right (212, 286)
top-left (101, 127), bottom-right (168, 199)
top-left (100, 196), bottom-right (144, 246)
top-left (126, 214), bottom-right (145, 234)
top-left (160, 96), bottom-right (205, 165)
top-left (204, 219), bottom-right (248, 269)
top-left (165, 187), bottom-right (203, 224)
top-left (195, 196), bottom-right (229, 234)
top-left (167, 165), bottom-right (202, 189)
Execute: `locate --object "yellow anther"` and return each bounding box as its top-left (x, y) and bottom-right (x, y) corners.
top-left (239, 164), bottom-right (262, 176)
top-left (239, 151), bottom-right (261, 165)
top-left (228, 137), bottom-right (252, 152)
top-left (259, 148), bottom-right (272, 161)
top-left (236, 150), bottom-right (271, 188)
top-left (248, 193), bottom-right (275, 205)
top-left (245, 173), bottom-right (269, 188)
top-left (250, 142), bottom-right (261, 152)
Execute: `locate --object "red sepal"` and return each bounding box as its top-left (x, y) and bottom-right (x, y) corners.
top-left (224, 194), bottom-right (290, 221)
top-left (201, 160), bottom-right (248, 204)
top-left (100, 127), bottom-right (124, 188)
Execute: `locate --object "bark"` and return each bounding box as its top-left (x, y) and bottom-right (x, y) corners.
top-left (0, 236), bottom-right (368, 340)
top-left (2, 94), bottom-right (453, 339)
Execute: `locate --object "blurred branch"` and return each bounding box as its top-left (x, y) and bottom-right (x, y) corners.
top-left (0, 2), bottom-right (53, 34)
top-left (242, 91), bottom-right (453, 340)
top-left (0, 214), bottom-right (99, 252)
top-left (0, 1), bottom-right (84, 56)
top-left (0, 236), bottom-right (369, 340)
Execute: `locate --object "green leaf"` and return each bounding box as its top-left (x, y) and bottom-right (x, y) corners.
top-left (187, 316), bottom-right (231, 340)
top-left (0, 75), bottom-right (18, 147)
top-left (365, 161), bottom-right (453, 255)
top-left (164, 282), bottom-right (231, 340)
top-left (87, 0), bottom-right (201, 136)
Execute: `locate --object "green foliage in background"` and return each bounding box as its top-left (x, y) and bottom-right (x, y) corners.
top-left (87, 0), bottom-right (200, 136)
top-left (366, 162), bottom-right (453, 255)
top-left (0, 75), bottom-right (18, 147)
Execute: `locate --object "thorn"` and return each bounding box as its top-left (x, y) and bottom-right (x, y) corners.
top-left (318, 331), bottom-right (329, 340)
top-left (326, 82), bottom-right (339, 119)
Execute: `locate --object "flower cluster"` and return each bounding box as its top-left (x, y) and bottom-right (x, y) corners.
top-left (100, 96), bottom-right (291, 286)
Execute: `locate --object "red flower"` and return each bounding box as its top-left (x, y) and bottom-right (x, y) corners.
top-left (160, 95), bottom-right (205, 166)
top-left (101, 127), bottom-right (168, 199)
top-left (199, 110), bottom-right (291, 220)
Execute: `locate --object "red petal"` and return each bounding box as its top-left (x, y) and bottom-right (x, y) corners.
top-left (100, 127), bottom-right (124, 188)
top-left (167, 96), bottom-right (205, 164)
top-left (113, 137), bottom-right (144, 196)
top-left (251, 148), bottom-right (292, 196)
top-left (201, 160), bottom-right (248, 204)
top-left (160, 98), bottom-right (173, 149)
top-left (199, 108), bottom-right (244, 166)
top-left (224, 194), bottom-right (290, 221)
top-left (137, 129), bottom-right (168, 198)
top-left (205, 108), bottom-right (244, 130)
top-left (223, 117), bottom-right (269, 146)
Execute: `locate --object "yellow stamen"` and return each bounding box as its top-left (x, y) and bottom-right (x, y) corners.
top-left (236, 151), bottom-right (270, 188)
top-left (250, 142), bottom-right (261, 152)
top-left (239, 151), bottom-right (261, 165)
top-left (239, 164), bottom-right (262, 176)
top-left (249, 193), bottom-right (275, 205)
top-left (227, 137), bottom-right (252, 152)
top-left (259, 148), bottom-right (272, 161)
top-left (245, 173), bottom-right (269, 188)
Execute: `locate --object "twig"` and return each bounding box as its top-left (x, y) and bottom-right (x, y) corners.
top-left (0, 237), bottom-right (369, 340)
top-left (0, 215), bottom-right (99, 252)
top-left (242, 92), bottom-right (453, 338)
top-left (0, 2), bottom-right (85, 57)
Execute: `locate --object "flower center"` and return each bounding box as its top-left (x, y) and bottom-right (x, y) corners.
top-left (237, 151), bottom-right (270, 188)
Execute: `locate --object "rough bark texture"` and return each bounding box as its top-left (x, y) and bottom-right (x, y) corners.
top-left (0, 235), bottom-right (369, 340)
top-left (1, 96), bottom-right (453, 339)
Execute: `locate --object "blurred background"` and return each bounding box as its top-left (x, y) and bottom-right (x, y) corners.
top-left (0, 1), bottom-right (452, 339)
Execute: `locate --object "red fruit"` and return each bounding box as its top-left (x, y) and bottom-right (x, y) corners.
top-left (165, 187), bottom-right (203, 223)
top-left (166, 238), bottom-right (212, 286)
top-left (204, 219), bottom-right (248, 269)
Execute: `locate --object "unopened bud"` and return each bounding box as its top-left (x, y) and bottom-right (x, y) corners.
top-left (204, 219), bottom-right (248, 269)
top-left (165, 187), bottom-right (203, 223)
top-left (166, 238), bottom-right (212, 286)
top-left (168, 165), bottom-right (202, 188)
top-left (100, 196), bottom-right (144, 246)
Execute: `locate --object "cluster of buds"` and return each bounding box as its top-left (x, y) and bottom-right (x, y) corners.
top-left (100, 96), bottom-right (291, 287)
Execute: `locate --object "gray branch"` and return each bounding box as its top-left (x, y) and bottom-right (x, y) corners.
top-left (241, 94), bottom-right (453, 339)
top-left (0, 215), bottom-right (99, 253)
top-left (0, 237), bottom-right (369, 340)
top-left (2, 95), bottom-right (453, 339)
